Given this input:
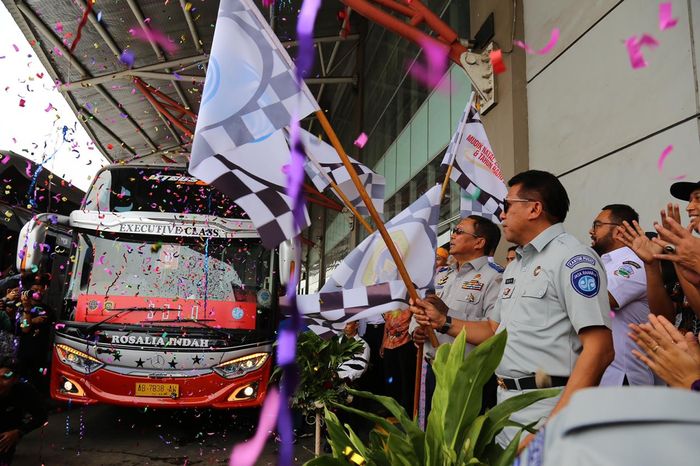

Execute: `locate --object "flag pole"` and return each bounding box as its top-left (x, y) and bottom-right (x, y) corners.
top-left (305, 152), bottom-right (375, 234)
top-left (315, 110), bottom-right (440, 350)
top-left (413, 90), bottom-right (477, 420)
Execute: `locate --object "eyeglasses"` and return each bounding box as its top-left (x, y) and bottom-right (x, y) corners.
top-left (591, 221), bottom-right (621, 230)
top-left (451, 227), bottom-right (480, 238)
top-left (503, 198), bottom-right (537, 213)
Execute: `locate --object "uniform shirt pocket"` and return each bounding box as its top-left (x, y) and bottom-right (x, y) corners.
top-left (512, 281), bottom-right (549, 326)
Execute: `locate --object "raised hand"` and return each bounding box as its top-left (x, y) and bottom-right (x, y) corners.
top-left (615, 220), bottom-right (661, 264)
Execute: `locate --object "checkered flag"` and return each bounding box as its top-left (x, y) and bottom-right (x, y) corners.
top-left (189, 0), bottom-right (318, 248)
top-left (285, 281), bottom-right (425, 338)
top-left (441, 103), bottom-right (507, 224)
top-left (293, 128), bottom-right (385, 216)
top-left (322, 185), bottom-right (441, 292)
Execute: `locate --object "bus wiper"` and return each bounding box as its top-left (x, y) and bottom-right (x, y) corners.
top-left (146, 318), bottom-right (233, 340)
top-left (85, 307), bottom-right (161, 333)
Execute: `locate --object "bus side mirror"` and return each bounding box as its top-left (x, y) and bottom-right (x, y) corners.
top-left (17, 214), bottom-right (70, 273)
top-left (278, 239), bottom-right (299, 287)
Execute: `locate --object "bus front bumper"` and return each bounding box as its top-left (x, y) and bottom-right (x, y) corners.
top-left (50, 352), bottom-right (272, 409)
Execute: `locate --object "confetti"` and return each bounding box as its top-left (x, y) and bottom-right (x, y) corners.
top-left (12, 44), bottom-right (18, 52)
top-left (1, 155), bottom-right (9, 165)
top-left (625, 34), bottom-right (659, 69)
top-left (657, 144), bottom-right (673, 172)
top-left (129, 27), bottom-right (179, 53)
top-left (490, 49), bottom-right (506, 74)
top-left (659, 2), bottom-right (678, 31)
top-left (407, 37), bottom-right (450, 90)
top-left (514, 28), bottom-right (560, 55)
top-left (19, 98), bottom-right (26, 107)
top-left (44, 103), bottom-right (53, 112)
top-left (119, 50), bottom-right (135, 68)
top-left (353, 132), bottom-right (368, 148)
top-left (55, 22), bottom-right (63, 33)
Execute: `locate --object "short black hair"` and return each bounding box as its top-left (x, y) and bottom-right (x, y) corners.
top-left (468, 215), bottom-right (501, 255)
top-left (507, 245), bottom-right (518, 253)
top-left (602, 204), bottom-right (639, 225)
top-left (508, 170), bottom-right (570, 223)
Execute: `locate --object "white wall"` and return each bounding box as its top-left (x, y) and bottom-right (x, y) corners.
top-left (524, 0), bottom-right (700, 243)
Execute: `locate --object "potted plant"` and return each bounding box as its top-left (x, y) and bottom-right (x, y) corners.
top-left (305, 330), bottom-right (560, 465)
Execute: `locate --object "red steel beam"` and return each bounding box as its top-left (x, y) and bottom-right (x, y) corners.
top-left (341, 0), bottom-right (467, 65)
top-left (133, 77), bottom-right (197, 138)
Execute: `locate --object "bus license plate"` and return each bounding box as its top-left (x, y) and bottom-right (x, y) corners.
top-left (135, 383), bottom-right (179, 398)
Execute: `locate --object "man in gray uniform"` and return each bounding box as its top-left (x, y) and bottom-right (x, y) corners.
top-left (413, 170), bottom-right (614, 448)
top-left (412, 215), bottom-right (503, 354)
top-left (412, 215), bottom-right (502, 417)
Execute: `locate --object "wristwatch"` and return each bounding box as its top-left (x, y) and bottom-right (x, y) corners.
top-left (438, 315), bottom-right (452, 334)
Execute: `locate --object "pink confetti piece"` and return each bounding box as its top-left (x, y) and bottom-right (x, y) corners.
top-left (353, 132), bottom-right (368, 148)
top-left (671, 174), bottom-right (687, 181)
top-left (657, 144), bottom-right (673, 172)
top-left (25, 161), bottom-right (32, 177)
top-left (18, 98), bottom-right (25, 107)
top-left (625, 34), bottom-right (659, 69)
top-left (129, 27), bottom-right (179, 53)
top-left (514, 28), bottom-right (560, 55)
top-left (1, 154), bottom-right (9, 165)
top-left (44, 103), bottom-right (53, 112)
top-left (490, 49), bottom-right (506, 74)
top-left (262, 0), bottom-right (274, 7)
top-left (659, 2), bottom-right (678, 31)
top-left (229, 388), bottom-right (280, 466)
top-left (55, 21), bottom-right (63, 33)
top-left (407, 37), bottom-right (450, 90)
top-left (12, 44), bottom-right (18, 52)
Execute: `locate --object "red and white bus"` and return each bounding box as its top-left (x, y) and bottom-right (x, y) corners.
top-left (19, 160), bottom-right (284, 408)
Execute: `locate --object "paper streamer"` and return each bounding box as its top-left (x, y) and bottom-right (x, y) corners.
top-left (659, 2), bottom-right (678, 31)
top-left (129, 27), bottom-right (178, 54)
top-left (69, 0), bottom-right (93, 52)
top-left (625, 34), bottom-right (659, 69)
top-left (657, 144), bottom-right (673, 172)
top-left (514, 28), bottom-right (560, 55)
top-left (228, 388), bottom-right (280, 466)
top-left (407, 37), bottom-right (450, 90)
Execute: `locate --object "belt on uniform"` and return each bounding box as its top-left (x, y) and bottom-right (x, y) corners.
top-left (497, 375), bottom-right (569, 390)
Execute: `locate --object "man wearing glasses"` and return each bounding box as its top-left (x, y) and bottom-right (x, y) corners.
top-left (412, 170), bottom-right (613, 448)
top-left (411, 215), bottom-right (503, 412)
top-left (589, 205), bottom-right (659, 387)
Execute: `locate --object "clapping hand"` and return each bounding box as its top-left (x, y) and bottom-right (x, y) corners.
top-left (615, 220), bottom-right (662, 264)
top-left (651, 212), bottom-right (700, 285)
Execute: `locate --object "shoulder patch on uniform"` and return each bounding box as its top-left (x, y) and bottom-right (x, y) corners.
top-left (565, 254), bottom-right (596, 269)
top-left (570, 267), bottom-right (600, 297)
top-left (614, 264), bottom-right (634, 278)
top-left (488, 262), bottom-right (505, 273)
top-left (622, 260), bottom-right (641, 269)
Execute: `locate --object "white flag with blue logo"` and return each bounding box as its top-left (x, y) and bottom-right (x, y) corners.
top-left (188, 0), bottom-right (319, 248)
top-left (441, 103), bottom-right (507, 223)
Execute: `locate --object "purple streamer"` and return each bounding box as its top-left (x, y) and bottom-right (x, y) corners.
top-left (229, 388), bottom-right (280, 466)
top-left (275, 1), bottom-right (322, 465)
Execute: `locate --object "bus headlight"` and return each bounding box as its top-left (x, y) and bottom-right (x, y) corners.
top-left (56, 344), bottom-right (104, 374)
top-left (213, 352), bottom-right (269, 379)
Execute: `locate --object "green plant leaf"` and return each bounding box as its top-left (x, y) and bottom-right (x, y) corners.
top-left (330, 401), bottom-right (401, 438)
top-left (324, 407), bottom-right (355, 459)
top-left (386, 432), bottom-right (420, 466)
top-left (303, 456), bottom-right (350, 466)
top-left (491, 429), bottom-right (522, 466)
top-left (342, 422), bottom-right (368, 458)
top-left (345, 388), bottom-right (422, 438)
top-left (429, 330), bottom-right (508, 459)
top-left (477, 387), bottom-right (560, 456)
top-left (459, 414), bottom-right (487, 462)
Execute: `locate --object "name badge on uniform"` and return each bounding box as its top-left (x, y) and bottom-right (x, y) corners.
top-left (505, 278), bottom-right (515, 284)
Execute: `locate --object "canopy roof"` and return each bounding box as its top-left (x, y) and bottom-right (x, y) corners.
top-left (2, 0), bottom-right (358, 164)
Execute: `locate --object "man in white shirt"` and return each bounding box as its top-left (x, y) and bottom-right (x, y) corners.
top-left (589, 204), bottom-right (659, 386)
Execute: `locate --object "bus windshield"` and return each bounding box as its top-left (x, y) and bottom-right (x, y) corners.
top-left (68, 230), bottom-right (272, 329)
